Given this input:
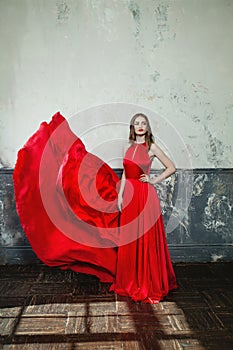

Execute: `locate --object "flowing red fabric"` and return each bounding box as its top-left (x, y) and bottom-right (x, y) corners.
top-left (109, 142), bottom-right (178, 302)
top-left (13, 112), bottom-right (119, 282)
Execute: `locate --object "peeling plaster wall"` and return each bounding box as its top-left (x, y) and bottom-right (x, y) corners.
top-left (0, 0), bottom-right (233, 263)
top-left (0, 168), bottom-right (232, 264)
top-left (0, 0), bottom-right (232, 168)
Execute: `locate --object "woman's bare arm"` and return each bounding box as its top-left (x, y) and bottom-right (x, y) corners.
top-left (140, 143), bottom-right (176, 185)
top-left (149, 143), bottom-right (176, 184)
top-left (117, 169), bottom-right (126, 211)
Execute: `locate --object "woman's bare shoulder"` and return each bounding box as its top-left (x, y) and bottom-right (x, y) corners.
top-left (150, 142), bottom-right (163, 155)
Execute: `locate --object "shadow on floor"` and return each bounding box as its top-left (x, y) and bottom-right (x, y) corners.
top-left (0, 263), bottom-right (233, 349)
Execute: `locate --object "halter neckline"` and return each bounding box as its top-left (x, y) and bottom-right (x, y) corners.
top-left (134, 141), bottom-right (146, 144)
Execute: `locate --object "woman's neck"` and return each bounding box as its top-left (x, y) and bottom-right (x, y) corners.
top-left (135, 136), bottom-right (145, 144)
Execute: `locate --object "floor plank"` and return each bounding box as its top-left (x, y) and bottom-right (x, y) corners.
top-left (0, 262), bottom-right (233, 349)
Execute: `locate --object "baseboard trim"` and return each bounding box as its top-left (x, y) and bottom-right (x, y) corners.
top-left (169, 243), bottom-right (233, 262)
top-left (1, 244), bottom-right (233, 265)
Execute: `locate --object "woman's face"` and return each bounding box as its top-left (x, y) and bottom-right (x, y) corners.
top-left (133, 116), bottom-right (147, 135)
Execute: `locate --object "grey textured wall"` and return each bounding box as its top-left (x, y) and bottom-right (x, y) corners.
top-left (0, 168), bottom-right (232, 264)
top-left (0, 0), bottom-right (232, 168)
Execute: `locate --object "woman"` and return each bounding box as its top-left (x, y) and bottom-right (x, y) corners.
top-left (110, 113), bottom-right (178, 303)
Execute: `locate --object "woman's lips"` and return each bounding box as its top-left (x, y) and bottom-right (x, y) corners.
top-left (138, 129), bottom-right (144, 131)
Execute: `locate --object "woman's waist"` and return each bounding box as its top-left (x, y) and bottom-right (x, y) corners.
top-left (125, 173), bottom-right (149, 180)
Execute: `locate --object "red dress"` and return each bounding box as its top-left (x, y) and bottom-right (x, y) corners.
top-left (110, 142), bottom-right (178, 303)
top-left (13, 112), bottom-right (177, 301)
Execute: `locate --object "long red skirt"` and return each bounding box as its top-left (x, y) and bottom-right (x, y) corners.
top-left (13, 112), bottom-right (119, 282)
top-left (110, 179), bottom-right (178, 303)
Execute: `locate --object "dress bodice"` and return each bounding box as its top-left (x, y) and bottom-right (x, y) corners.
top-left (123, 142), bottom-right (152, 179)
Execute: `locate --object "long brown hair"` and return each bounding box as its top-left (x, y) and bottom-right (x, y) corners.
top-left (129, 113), bottom-right (155, 150)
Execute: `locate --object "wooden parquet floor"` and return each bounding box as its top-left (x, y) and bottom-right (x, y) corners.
top-left (0, 262), bottom-right (233, 350)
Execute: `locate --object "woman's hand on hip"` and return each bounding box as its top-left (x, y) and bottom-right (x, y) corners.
top-left (139, 174), bottom-right (152, 184)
